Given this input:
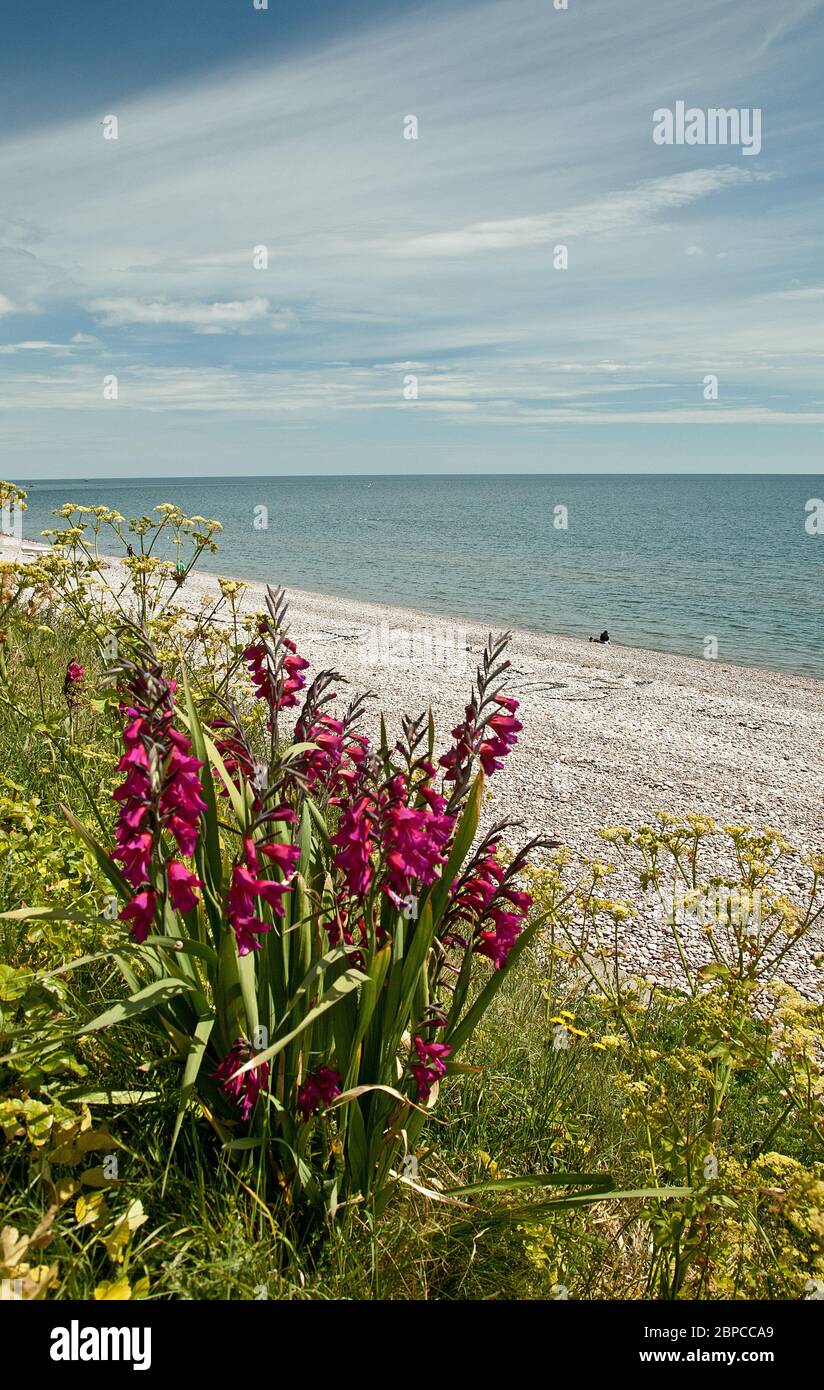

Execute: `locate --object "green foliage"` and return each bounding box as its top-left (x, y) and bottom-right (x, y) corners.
top-left (0, 962), bottom-right (88, 1088)
top-left (522, 817), bottom-right (824, 1299)
top-left (0, 778), bottom-right (107, 952)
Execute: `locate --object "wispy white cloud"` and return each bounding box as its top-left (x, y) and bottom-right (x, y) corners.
top-left (382, 169), bottom-right (766, 259)
top-left (1, 356), bottom-right (820, 432)
top-left (0, 340), bottom-right (73, 355)
top-left (766, 286), bottom-right (824, 300)
top-left (89, 296), bottom-right (276, 329)
top-left (753, 0), bottom-right (824, 57)
top-left (0, 0), bottom-right (821, 471)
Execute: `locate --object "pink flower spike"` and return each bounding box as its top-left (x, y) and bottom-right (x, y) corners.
top-left (213, 1039), bottom-right (270, 1121)
top-left (298, 1065), bottom-right (342, 1118)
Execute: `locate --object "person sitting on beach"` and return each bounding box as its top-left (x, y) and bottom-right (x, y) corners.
top-left (589, 629), bottom-right (610, 644)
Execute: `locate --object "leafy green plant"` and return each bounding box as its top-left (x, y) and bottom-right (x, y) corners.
top-left (8, 583), bottom-right (632, 1228)
top-left (526, 817), bottom-right (824, 1298)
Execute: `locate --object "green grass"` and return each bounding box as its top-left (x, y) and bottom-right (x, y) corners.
top-left (4, 952), bottom-right (814, 1301)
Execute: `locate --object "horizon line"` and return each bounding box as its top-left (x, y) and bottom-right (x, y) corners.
top-left (9, 471), bottom-right (824, 484)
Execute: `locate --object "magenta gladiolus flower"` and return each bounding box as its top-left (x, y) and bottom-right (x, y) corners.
top-left (301, 714), bottom-right (371, 802)
top-left (281, 638), bottom-right (311, 708)
top-left (331, 792), bottom-right (377, 897)
top-left (297, 1065), bottom-right (342, 1118)
top-left (381, 775), bottom-right (454, 904)
top-left (161, 746), bottom-right (209, 841)
top-left (244, 640), bottom-right (269, 701)
top-left (119, 888), bottom-right (157, 944)
top-left (226, 866), bottom-right (271, 956)
top-left (440, 694), bottom-right (522, 782)
top-left (473, 895), bottom-right (532, 968)
top-left (62, 659), bottom-right (85, 710)
top-left (227, 829), bottom-right (300, 956)
top-left (439, 703), bottom-right (477, 784)
top-left (114, 830), bottom-right (153, 888)
top-left (257, 840), bottom-right (301, 874)
top-left (478, 697), bottom-right (523, 775)
top-left (165, 813), bottom-right (199, 860)
top-left (410, 1035), bottom-right (452, 1102)
top-left (299, 711), bottom-right (345, 791)
top-left (213, 1038), bottom-right (270, 1121)
top-left (441, 833), bottom-right (541, 971)
top-left (331, 747), bottom-right (457, 913)
top-left (166, 860), bottom-right (203, 913)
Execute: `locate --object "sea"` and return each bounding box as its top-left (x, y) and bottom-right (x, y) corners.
top-left (11, 474), bottom-right (824, 679)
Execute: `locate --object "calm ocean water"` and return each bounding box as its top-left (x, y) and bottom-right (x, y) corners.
top-left (13, 475), bottom-right (824, 679)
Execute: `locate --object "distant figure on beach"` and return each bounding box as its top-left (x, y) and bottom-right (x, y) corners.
top-left (589, 629), bottom-right (610, 644)
top-left (126, 543), bottom-right (135, 558)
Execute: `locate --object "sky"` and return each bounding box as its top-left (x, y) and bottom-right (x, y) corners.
top-left (1, 0), bottom-right (823, 478)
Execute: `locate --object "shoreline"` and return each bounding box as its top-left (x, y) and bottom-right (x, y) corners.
top-left (3, 532), bottom-right (823, 993)
top-left (4, 533), bottom-right (822, 689)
